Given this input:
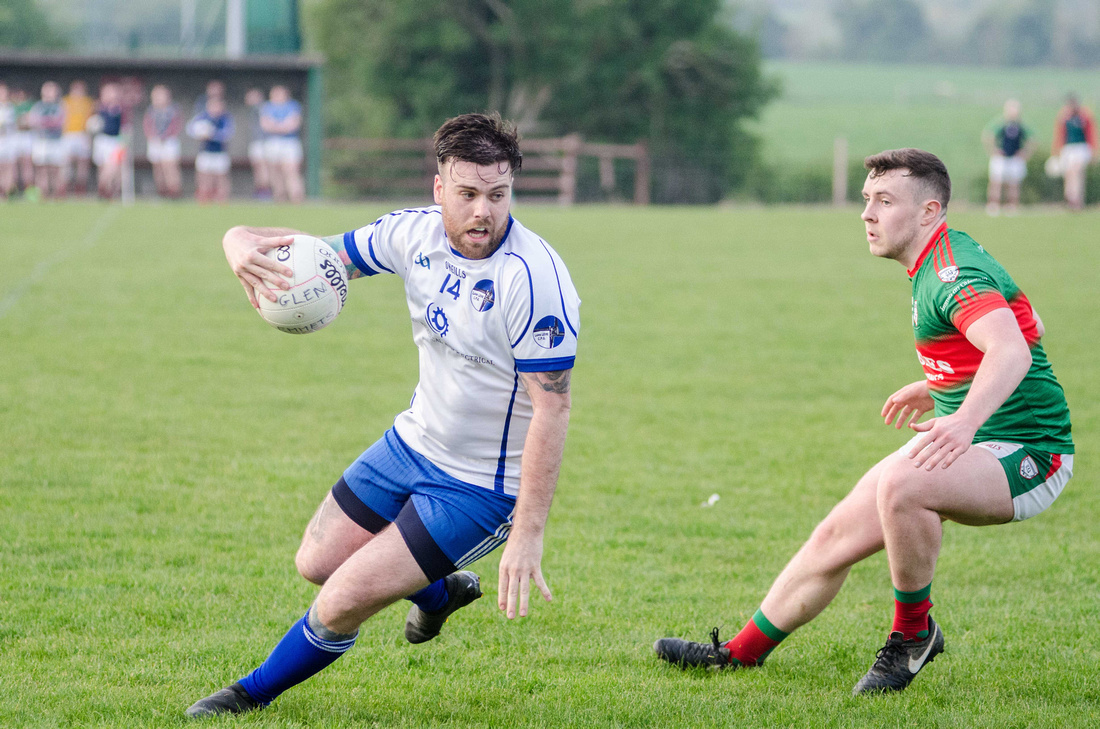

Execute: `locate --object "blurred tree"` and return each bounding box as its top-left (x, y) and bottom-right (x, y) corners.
top-left (310, 0), bottom-right (776, 201)
top-left (834, 0), bottom-right (930, 62)
top-left (0, 0), bottom-right (68, 49)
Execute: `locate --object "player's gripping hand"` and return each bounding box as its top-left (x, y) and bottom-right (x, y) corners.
top-left (222, 226), bottom-right (294, 308)
top-left (905, 412), bottom-right (980, 471)
top-left (497, 532), bottom-right (552, 620)
top-left (881, 380), bottom-right (935, 429)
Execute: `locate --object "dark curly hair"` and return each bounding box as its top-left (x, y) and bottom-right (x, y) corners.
top-left (433, 112), bottom-right (522, 174)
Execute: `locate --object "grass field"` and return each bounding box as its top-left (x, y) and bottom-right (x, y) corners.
top-left (754, 61), bottom-right (1100, 199)
top-left (2, 200), bottom-right (1098, 727)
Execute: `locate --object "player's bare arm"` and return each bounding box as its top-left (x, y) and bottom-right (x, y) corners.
top-left (318, 234), bottom-right (369, 281)
top-left (907, 307), bottom-right (1031, 470)
top-left (882, 380), bottom-right (935, 429)
top-left (498, 369), bottom-right (572, 619)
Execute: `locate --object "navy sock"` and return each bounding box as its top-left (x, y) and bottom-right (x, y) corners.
top-left (407, 579), bottom-right (449, 613)
top-left (238, 610), bottom-right (357, 705)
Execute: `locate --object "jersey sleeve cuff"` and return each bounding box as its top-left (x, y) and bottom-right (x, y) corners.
top-left (953, 291), bottom-right (1010, 335)
top-left (515, 356), bottom-right (575, 373)
top-left (343, 230), bottom-right (382, 276)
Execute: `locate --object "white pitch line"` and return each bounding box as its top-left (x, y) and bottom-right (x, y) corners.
top-left (0, 206), bottom-right (121, 320)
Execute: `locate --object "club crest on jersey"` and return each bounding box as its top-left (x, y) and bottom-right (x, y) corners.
top-left (937, 265), bottom-right (959, 283)
top-left (470, 279), bottom-right (495, 312)
top-left (1019, 455), bottom-right (1039, 480)
top-left (533, 315), bottom-right (565, 349)
top-left (414, 252), bottom-right (431, 269)
top-left (425, 304), bottom-right (449, 337)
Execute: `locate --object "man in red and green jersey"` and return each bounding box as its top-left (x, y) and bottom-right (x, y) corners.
top-left (654, 148), bottom-right (1074, 695)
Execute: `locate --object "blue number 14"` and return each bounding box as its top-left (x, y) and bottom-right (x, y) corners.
top-left (439, 273), bottom-right (462, 300)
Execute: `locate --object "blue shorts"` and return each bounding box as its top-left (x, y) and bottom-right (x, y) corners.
top-left (332, 428), bottom-right (516, 582)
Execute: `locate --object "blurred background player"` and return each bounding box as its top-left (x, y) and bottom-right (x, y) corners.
top-left (193, 79), bottom-right (226, 115)
top-left (28, 81), bottom-right (68, 198)
top-left (0, 83), bottom-right (16, 198)
top-left (188, 95), bottom-right (234, 202)
top-left (1051, 93), bottom-right (1097, 211)
top-left (260, 85), bottom-right (304, 203)
top-left (982, 99), bottom-right (1033, 215)
top-left (143, 84), bottom-right (183, 198)
top-left (61, 80), bottom-right (95, 195)
top-left (244, 88), bottom-right (271, 199)
top-left (90, 82), bottom-right (125, 199)
top-left (12, 88), bottom-right (36, 195)
top-left (654, 148), bottom-right (1073, 697)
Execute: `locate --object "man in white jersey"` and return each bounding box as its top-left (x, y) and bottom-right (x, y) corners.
top-left (187, 113), bottom-right (580, 718)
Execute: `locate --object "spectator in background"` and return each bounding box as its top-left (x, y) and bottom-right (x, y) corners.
top-left (28, 81), bottom-right (68, 198)
top-left (188, 95), bottom-right (234, 203)
top-left (90, 82), bottom-right (126, 199)
top-left (244, 88), bottom-right (271, 199)
top-left (1051, 94), bottom-right (1097, 211)
top-left (260, 85), bottom-right (304, 203)
top-left (11, 88), bottom-right (36, 194)
top-left (143, 84), bottom-right (183, 198)
top-left (982, 99), bottom-right (1034, 216)
top-left (62, 80), bottom-right (95, 195)
top-left (0, 83), bottom-right (16, 198)
top-left (193, 79), bottom-right (226, 115)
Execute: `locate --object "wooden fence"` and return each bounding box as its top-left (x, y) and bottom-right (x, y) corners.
top-left (324, 135), bottom-right (649, 205)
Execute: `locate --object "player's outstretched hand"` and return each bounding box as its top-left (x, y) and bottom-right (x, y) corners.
top-left (497, 533), bottom-right (552, 620)
top-left (882, 380), bottom-right (935, 429)
top-left (905, 412), bottom-right (979, 471)
top-left (222, 226), bottom-right (294, 308)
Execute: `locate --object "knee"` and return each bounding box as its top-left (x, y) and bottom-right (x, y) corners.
top-left (295, 545), bottom-right (330, 586)
top-left (876, 462), bottom-right (922, 515)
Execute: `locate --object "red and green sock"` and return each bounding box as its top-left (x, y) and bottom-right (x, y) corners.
top-left (892, 582), bottom-right (932, 641)
top-left (724, 608), bottom-right (790, 666)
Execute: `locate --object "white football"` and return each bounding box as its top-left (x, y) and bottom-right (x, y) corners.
top-left (256, 235), bottom-right (348, 334)
top-left (189, 118), bottom-right (215, 139)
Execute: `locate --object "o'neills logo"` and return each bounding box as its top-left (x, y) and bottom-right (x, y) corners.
top-left (1019, 456), bottom-right (1039, 480)
top-left (937, 265), bottom-right (959, 283)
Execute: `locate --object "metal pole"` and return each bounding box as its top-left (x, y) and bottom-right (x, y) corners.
top-left (181, 0), bottom-right (197, 56)
top-left (226, 0), bottom-right (246, 58)
top-left (832, 136), bottom-right (848, 206)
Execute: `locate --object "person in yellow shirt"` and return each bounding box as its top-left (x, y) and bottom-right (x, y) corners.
top-left (62, 80), bottom-right (95, 194)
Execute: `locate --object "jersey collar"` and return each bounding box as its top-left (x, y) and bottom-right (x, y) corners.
top-left (448, 215), bottom-right (515, 260)
top-left (907, 222), bottom-right (948, 278)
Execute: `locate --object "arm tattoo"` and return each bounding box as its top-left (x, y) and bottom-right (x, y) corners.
top-left (525, 369), bottom-right (571, 394)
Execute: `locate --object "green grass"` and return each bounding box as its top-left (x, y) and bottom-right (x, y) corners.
top-left (2, 200), bottom-right (1099, 727)
top-left (753, 61), bottom-right (1100, 199)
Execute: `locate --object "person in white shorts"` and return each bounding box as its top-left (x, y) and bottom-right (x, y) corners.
top-left (29, 81), bottom-right (68, 198)
top-left (91, 82), bottom-right (126, 199)
top-left (260, 85), bottom-right (304, 203)
top-left (11, 88), bottom-right (36, 194)
top-left (143, 84), bottom-right (183, 198)
top-left (981, 99), bottom-right (1033, 216)
top-left (1051, 94), bottom-right (1097, 210)
top-left (0, 83), bottom-right (17, 198)
top-left (62, 80), bottom-right (95, 195)
top-left (188, 95), bottom-right (234, 202)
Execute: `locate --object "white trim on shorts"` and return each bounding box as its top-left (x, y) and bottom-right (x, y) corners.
top-left (972, 442), bottom-right (1074, 521)
top-left (146, 137), bottom-right (181, 163)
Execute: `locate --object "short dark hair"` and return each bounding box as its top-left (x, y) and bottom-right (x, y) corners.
top-left (433, 112), bottom-right (522, 174)
top-left (864, 148), bottom-right (951, 209)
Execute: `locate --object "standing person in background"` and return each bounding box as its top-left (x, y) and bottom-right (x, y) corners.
top-left (244, 88), bottom-right (271, 199)
top-left (11, 88), bottom-right (36, 195)
top-left (0, 83), bottom-right (17, 198)
top-left (188, 95), bottom-right (234, 203)
top-left (28, 81), bottom-right (68, 199)
top-left (260, 85), bottom-right (304, 203)
top-left (982, 99), bottom-right (1034, 216)
top-left (143, 84), bottom-right (183, 198)
top-left (193, 79), bottom-right (226, 115)
top-left (1051, 94), bottom-right (1097, 211)
top-left (90, 83), bottom-right (126, 200)
top-left (62, 80), bottom-right (95, 195)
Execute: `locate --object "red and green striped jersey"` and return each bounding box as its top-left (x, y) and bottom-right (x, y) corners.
top-left (909, 223), bottom-right (1073, 453)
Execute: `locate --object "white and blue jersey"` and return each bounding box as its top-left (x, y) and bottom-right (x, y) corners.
top-left (340, 206), bottom-right (580, 497)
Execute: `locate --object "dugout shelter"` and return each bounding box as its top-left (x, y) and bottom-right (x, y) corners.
top-left (0, 51), bottom-right (323, 198)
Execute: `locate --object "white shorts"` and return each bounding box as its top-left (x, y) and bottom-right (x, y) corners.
top-left (13, 131), bottom-right (33, 157)
top-left (0, 133), bottom-right (16, 162)
top-left (195, 150), bottom-right (231, 175)
top-left (31, 138), bottom-right (68, 167)
top-left (92, 134), bottom-right (124, 167)
top-left (989, 155), bottom-right (1027, 184)
top-left (147, 137), bottom-right (181, 163)
top-left (1060, 143), bottom-right (1093, 170)
top-left (264, 136), bottom-right (303, 165)
top-left (248, 140), bottom-right (266, 163)
top-left (64, 131), bottom-right (91, 160)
